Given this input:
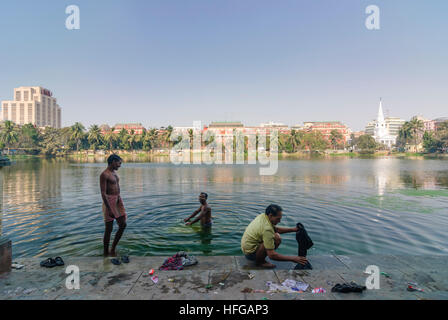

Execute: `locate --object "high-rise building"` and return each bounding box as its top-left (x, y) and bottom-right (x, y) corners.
top-left (1, 86), bottom-right (61, 128)
top-left (386, 117), bottom-right (406, 136)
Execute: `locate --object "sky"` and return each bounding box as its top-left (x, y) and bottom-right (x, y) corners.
top-left (0, 0), bottom-right (447, 131)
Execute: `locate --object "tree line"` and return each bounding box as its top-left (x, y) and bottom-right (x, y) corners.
top-left (1, 119), bottom-right (447, 156)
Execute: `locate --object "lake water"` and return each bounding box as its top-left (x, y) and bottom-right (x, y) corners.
top-left (1, 157), bottom-right (447, 258)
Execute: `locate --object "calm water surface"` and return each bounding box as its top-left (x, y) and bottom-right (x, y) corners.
top-left (1, 157), bottom-right (447, 258)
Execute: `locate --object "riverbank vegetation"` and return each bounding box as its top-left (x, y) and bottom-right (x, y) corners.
top-left (1, 119), bottom-right (447, 157)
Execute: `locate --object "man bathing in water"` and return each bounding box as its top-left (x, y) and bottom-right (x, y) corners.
top-left (100, 154), bottom-right (127, 257)
top-left (241, 204), bottom-right (307, 268)
top-left (184, 192), bottom-right (212, 227)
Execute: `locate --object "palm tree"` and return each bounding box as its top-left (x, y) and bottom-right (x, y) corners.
top-left (118, 128), bottom-right (129, 150)
top-left (408, 117), bottom-right (424, 149)
top-left (290, 129), bottom-right (305, 152)
top-left (88, 124), bottom-right (103, 152)
top-left (70, 122), bottom-right (86, 151)
top-left (163, 125), bottom-right (173, 148)
top-left (141, 130), bottom-right (152, 151)
top-left (127, 129), bottom-right (138, 151)
top-left (0, 120), bottom-right (19, 154)
top-left (103, 132), bottom-right (117, 151)
top-left (330, 129), bottom-right (343, 150)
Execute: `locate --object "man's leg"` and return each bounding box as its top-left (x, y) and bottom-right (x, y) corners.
top-left (274, 233), bottom-right (282, 249)
top-left (103, 221), bottom-right (113, 256)
top-left (255, 243), bottom-right (276, 268)
top-left (110, 216), bottom-right (127, 256)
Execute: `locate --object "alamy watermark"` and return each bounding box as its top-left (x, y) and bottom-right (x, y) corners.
top-left (169, 121), bottom-right (279, 175)
top-left (365, 5), bottom-right (380, 30)
top-left (365, 265), bottom-right (380, 289)
top-left (65, 265), bottom-right (80, 289)
top-left (65, 5), bottom-right (80, 30)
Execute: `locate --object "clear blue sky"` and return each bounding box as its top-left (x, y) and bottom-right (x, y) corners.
top-left (0, 0), bottom-right (447, 130)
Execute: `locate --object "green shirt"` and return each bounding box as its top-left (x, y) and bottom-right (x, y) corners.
top-left (241, 213), bottom-right (276, 254)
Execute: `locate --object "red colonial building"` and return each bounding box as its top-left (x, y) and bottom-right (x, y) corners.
top-left (303, 121), bottom-right (351, 143)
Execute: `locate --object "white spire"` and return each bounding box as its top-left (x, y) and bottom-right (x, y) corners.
top-left (377, 98), bottom-right (385, 123)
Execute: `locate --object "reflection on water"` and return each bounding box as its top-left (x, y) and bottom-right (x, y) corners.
top-left (1, 157), bottom-right (448, 258)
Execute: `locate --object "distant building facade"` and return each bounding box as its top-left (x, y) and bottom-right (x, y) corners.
top-left (208, 121), bottom-right (244, 129)
top-left (1, 86), bottom-right (61, 128)
top-left (302, 121), bottom-right (351, 143)
top-left (112, 123), bottom-right (145, 134)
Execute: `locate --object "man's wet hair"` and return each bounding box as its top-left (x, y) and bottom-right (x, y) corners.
top-left (266, 204), bottom-right (282, 216)
top-left (200, 192), bottom-right (208, 199)
top-left (107, 154), bottom-right (122, 165)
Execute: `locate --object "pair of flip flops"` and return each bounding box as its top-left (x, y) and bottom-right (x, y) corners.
top-left (111, 256), bottom-right (130, 265)
top-left (40, 257), bottom-right (64, 268)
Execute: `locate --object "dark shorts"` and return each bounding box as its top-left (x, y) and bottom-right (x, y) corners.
top-left (202, 220), bottom-right (213, 228)
top-left (245, 252), bottom-right (256, 261)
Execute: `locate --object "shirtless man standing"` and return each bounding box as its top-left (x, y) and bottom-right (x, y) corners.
top-left (184, 192), bottom-right (212, 228)
top-left (100, 154), bottom-right (127, 257)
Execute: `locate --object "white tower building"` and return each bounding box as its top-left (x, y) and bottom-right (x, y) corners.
top-left (373, 98), bottom-right (396, 148)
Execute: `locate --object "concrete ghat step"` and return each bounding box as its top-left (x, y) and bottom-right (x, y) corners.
top-left (1, 255), bottom-right (447, 300)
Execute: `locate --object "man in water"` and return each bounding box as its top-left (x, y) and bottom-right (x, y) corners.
top-left (241, 204), bottom-right (307, 268)
top-left (100, 154), bottom-right (127, 257)
top-left (184, 192), bottom-right (212, 228)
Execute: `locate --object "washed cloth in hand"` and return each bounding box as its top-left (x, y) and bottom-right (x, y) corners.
top-left (296, 222), bottom-right (313, 257)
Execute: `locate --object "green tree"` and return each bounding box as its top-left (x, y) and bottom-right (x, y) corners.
top-left (422, 131), bottom-right (442, 153)
top-left (88, 124), bottom-right (103, 151)
top-left (70, 122), bottom-right (86, 151)
top-left (0, 120), bottom-right (19, 154)
top-left (118, 128), bottom-right (130, 150)
top-left (20, 123), bottom-right (39, 149)
top-left (357, 134), bottom-right (377, 153)
top-left (303, 131), bottom-right (328, 152)
top-left (141, 130), bottom-right (152, 151)
top-left (408, 117), bottom-right (424, 148)
top-left (103, 132), bottom-right (117, 151)
top-left (40, 127), bottom-right (62, 156)
top-left (330, 129), bottom-right (343, 150)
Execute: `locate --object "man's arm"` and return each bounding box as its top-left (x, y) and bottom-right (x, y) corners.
top-left (266, 249), bottom-right (308, 265)
top-left (275, 226), bottom-right (298, 234)
top-left (184, 207), bottom-right (201, 222)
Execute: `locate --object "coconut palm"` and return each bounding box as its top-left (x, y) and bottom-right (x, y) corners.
top-left (330, 129), bottom-right (343, 150)
top-left (163, 125), bottom-right (173, 148)
top-left (88, 124), bottom-right (103, 151)
top-left (70, 122), bottom-right (86, 151)
top-left (0, 120), bottom-right (19, 154)
top-left (103, 132), bottom-right (117, 151)
top-left (408, 117), bottom-right (424, 148)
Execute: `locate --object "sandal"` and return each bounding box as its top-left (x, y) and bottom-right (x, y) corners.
top-left (121, 255), bottom-right (130, 264)
top-left (111, 258), bottom-right (121, 265)
top-left (54, 257), bottom-right (65, 266)
top-left (40, 258), bottom-right (57, 268)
